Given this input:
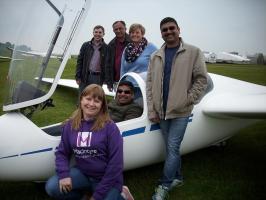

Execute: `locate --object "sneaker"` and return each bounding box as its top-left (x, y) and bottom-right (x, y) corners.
top-left (121, 186), bottom-right (134, 200)
top-left (152, 185), bottom-right (169, 200)
top-left (169, 179), bottom-right (183, 191)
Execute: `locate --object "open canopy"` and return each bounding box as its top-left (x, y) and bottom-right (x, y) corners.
top-left (3, 0), bottom-right (90, 112)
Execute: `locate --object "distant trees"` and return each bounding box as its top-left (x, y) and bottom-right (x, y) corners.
top-left (256, 53), bottom-right (265, 65)
top-left (0, 42), bottom-right (32, 57)
top-left (5, 42), bottom-right (13, 48)
top-left (0, 42), bottom-right (13, 57)
top-left (247, 53), bottom-right (266, 65)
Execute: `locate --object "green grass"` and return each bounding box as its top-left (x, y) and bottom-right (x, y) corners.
top-left (0, 61), bottom-right (266, 199)
top-left (207, 63), bottom-right (266, 85)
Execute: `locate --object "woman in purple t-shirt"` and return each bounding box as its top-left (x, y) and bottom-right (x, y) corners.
top-left (45, 84), bottom-right (133, 200)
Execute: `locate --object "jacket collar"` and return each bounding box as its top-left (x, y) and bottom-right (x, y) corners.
top-left (90, 38), bottom-right (105, 45)
top-left (155, 37), bottom-right (185, 58)
top-left (110, 33), bottom-right (131, 45)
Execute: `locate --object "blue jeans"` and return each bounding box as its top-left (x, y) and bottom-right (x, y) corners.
top-left (45, 167), bottom-right (125, 200)
top-left (159, 117), bottom-right (189, 188)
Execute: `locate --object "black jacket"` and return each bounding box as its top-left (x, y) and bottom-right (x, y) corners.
top-left (105, 34), bottom-right (131, 87)
top-left (75, 39), bottom-right (108, 84)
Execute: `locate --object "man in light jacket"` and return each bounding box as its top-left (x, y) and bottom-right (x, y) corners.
top-left (146, 17), bottom-right (207, 200)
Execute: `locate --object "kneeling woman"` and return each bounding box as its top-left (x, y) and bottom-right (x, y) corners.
top-left (46, 84), bottom-right (133, 200)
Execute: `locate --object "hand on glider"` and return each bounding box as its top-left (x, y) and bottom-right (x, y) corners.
top-left (150, 116), bottom-right (160, 123)
top-left (76, 79), bottom-right (81, 85)
top-left (108, 85), bottom-right (113, 92)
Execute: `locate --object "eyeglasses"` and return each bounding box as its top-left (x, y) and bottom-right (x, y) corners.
top-left (161, 26), bottom-right (176, 33)
top-left (117, 89), bottom-right (131, 94)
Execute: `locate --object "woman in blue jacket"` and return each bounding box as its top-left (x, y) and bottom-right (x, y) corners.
top-left (120, 23), bottom-right (157, 77)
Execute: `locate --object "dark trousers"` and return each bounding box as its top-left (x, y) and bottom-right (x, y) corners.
top-left (79, 74), bottom-right (103, 97)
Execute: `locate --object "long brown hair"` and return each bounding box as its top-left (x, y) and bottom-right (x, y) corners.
top-left (70, 84), bottom-right (111, 131)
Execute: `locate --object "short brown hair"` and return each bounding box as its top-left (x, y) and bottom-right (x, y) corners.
top-left (129, 23), bottom-right (145, 35)
top-left (93, 25), bottom-right (105, 34)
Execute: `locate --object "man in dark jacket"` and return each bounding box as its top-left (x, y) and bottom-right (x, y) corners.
top-left (105, 21), bottom-right (131, 91)
top-left (75, 25), bottom-right (108, 95)
top-left (108, 81), bottom-right (143, 122)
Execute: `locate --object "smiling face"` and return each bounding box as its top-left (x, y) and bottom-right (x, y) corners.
top-left (129, 28), bottom-right (143, 44)
top-left (116, 85), bottom-right (134, 105)
top-left (160, 22), bottom-right (180, 47)
top-left (93, 27), bottom-right (104, 43)
top-left (129, 24), bottom-right (145, 44)
top-left (113, 21), bottom-right (126, 40)
top-left (80, 94), bottom-right (103, 120)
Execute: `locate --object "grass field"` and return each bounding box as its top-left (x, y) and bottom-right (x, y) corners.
top-left (0, 60), bottom-right (266, 200)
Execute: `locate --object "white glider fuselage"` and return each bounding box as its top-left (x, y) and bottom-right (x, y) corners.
top-left (0, 72), bottom-right (265, 181)
top-left (0, 0), bottom-right (265, 182)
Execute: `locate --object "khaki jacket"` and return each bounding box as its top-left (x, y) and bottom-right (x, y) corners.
top-left (146, 39), bottom-right (207, 120)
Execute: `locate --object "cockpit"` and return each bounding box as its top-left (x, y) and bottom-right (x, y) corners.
top-left (42, 72), bottom-right (146, 136)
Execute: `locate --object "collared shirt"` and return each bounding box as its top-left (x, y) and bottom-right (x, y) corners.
top-left (89, 42), bottom-right (102, 72)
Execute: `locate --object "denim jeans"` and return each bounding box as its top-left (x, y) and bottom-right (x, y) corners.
top-left (159, 117), bottom-right (189, 188)
top-left (45, 167), bottom-right (125, 200)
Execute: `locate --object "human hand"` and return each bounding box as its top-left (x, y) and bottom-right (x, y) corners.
top-left (150, 116), bottom-right (160, 123)
top-left (59, 177), bottom-right (72, 194)
top-left (76, 79), bottom-right (81, 85)
top-left (108, 85), bottom-right (113, 92)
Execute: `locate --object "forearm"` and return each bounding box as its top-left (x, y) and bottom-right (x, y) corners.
top-left (189, 56), bottom-right (208, 104)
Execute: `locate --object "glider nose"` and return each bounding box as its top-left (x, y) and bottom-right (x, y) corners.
top-left (0, 112), bottom-right (58, 181)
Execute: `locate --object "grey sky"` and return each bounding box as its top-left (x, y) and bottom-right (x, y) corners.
top-left (1, 0), bottom-right (266, 55)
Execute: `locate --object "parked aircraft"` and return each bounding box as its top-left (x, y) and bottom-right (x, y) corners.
top-left (0, 0), bottom-right (266, 181)
top-left (203, 51), bottom-right (217, 63)
top-left (216, 52), bottom-right (250, 64)
top-left (7, 47), bottom-right (62, 59)
top-left (203, 51), bottom-right (251, 64)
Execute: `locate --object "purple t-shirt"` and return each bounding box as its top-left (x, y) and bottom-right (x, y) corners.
top-left (55, 119), bottom-right (123, 200)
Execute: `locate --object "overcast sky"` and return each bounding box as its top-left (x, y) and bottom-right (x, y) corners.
top-left (0, 0), bottom-right (266, 55)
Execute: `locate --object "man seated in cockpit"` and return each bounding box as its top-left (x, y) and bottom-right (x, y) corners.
top-left (108, 81), bottom-right (143, 122)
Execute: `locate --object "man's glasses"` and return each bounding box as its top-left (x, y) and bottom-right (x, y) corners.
top-left (117, 89), bottom-right (131, 94)
top-left (161, 26), bottom-right (176, 33)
